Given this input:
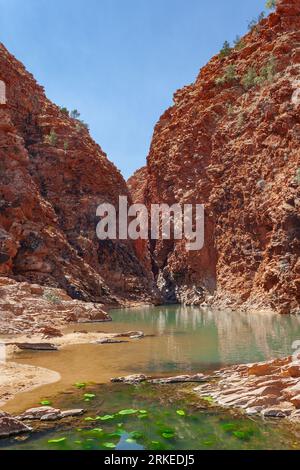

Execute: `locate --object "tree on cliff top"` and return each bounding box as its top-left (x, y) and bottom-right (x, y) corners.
top-left (265, 0), bottom-right (277, 10)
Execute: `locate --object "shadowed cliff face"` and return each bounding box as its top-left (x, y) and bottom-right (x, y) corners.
top-left (129, 0), bottom-right (300, 313)
top-left (0, 43), bottom-right (155, 305)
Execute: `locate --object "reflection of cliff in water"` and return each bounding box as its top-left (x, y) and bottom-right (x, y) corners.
top-left (110, 306), bottom-right (300, 370)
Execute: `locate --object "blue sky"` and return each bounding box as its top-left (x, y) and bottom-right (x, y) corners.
top-left (0, 0), bottom-right (268, 179)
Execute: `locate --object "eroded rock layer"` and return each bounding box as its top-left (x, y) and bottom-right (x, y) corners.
top-left (131, 0), bottom-right (300, 313)
top-left (0, 43), bottom-right (155, 305)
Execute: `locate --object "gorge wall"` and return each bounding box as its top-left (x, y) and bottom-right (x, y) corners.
top-left (0, 43), bottom-right (155, 306)
top-left (129, 0), bottom-right (300, 314)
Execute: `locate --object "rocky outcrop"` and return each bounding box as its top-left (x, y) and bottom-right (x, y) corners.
top-left (194, 356), bottom-right (300, 422)
top-left (111, 373), bottom-right (208, 384)
top-left (0, 43), bottom-right (155, 307)
top-left (129, 0), bottom-right (300, 314)
top-left (17, 406), bottom-right (85, 421)
top-left (0, 277), bottom-right (110, 334)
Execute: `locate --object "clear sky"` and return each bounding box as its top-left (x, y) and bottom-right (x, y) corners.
top-left (0, 0), bottom-right (268, 179)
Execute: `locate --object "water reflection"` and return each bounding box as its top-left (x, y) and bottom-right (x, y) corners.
top-left (111, 306), bottom-right (300, 367)
top-left (4, 306), bottom-right (300, 414)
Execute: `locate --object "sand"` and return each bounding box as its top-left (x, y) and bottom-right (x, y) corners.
top-left (0, 361), bottom-right (60, 407)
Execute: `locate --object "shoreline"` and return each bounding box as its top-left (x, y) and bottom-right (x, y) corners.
top-left (0, 361), bottom-right (60, 408)
top-left (0, 328), bottom-right (146, 411)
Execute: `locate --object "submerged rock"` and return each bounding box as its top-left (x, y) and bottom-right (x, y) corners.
top-left (94, 338), bottom-right (129, 345)
top-left (111, 374), bottom-right (149, 384)
top-left (11, 343), bottom-right (58, 351)
top-left (113, 331), bottom-right (145, 339)
top-left (111, 373), bottom-right (208, 384)
top-left (149, 374), bottom-right (208, 384)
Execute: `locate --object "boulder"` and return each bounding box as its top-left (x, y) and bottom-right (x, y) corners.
top-left (0, 412), bottom-right (32, 438)
top-left (60, 409), bottom-right (85, 418)
top-left (19, 406), bottom-right (61, 420)
top-left (262, 408), bottom-right (291, 418)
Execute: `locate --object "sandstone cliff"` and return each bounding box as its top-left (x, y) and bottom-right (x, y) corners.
top-left (0, 43), bottom-right (154, 306)
top-left (130, 0), bottom-right (300, 314)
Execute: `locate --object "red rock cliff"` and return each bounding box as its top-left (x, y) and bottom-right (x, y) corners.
top-left (130, 0), bottom-right (300, 314)
top-left (0, 43), bottom-right (155, 305)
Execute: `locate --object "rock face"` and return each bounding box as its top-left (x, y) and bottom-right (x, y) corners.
top-left (0, 43), bottom-right (155, 307)
top-left (0, 277), bottom-right (111, 334)
top-left (129, 0), bottom-right (300, 313)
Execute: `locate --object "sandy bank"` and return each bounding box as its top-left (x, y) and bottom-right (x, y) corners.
top-left (0, 362), bottom-right (60, 408)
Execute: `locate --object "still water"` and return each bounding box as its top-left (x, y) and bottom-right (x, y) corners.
top-left (2, 306), bottom-right (300, 450)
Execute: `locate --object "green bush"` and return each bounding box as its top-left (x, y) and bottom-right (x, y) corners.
top-left (241, 67), bottom-right (259, 90)
top-left (44, 129), bottom-right (58, 146)
top-left (266, 0), bottom-right (277, 9)
top-left (60, 107), bottom-right (69, 116)
top-left (76, 120), bottom-right (89, 132)
top-left (234, 35), bottom-right (245, 51)
top-left (259, 56), bottom-right (277, 82)
top-left (215, 65), bottom-right (238, 86)
top-left (43, 290), bottom-right (62, 304)
top-left (227, 103), bottom-right (235, 116)
top-left (219, 41), bottom-right (232, 58)
top-left (237, 113), bottom-right (245, 128)
top-left (70, 109), bottom-right (81, 119)
top-left (248, 12), bottom-right (265, 32)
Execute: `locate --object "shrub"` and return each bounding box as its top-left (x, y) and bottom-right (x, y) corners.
top-left (266, 0), bottom-right (277, 9)
top-left (219, 41), bottom-right (232, 58)
top-left (60, 107), bottom-right (69, 116)
top-left (237, 113), bottom-right (245, 128)
top-left (76, 120), bottom-right (89, 132)
top-left (43, 290), bottom-right (62, 304)
top-left (241, 67), bottom-right (258, 90)
top-left (215, 65), bottom-right (238, 86)
top-left (259, 56), bottom-right (277, 82)
top-left (234, 35), bottom-right (245, 50)
top-left (227, 103), bottom-right (235, 116)
top-left (248, 12), bottom-right (265, 32)
top-left (70, 109), bottom-right (81, 119)
top-left (44, 129), bottom-right (57, 146)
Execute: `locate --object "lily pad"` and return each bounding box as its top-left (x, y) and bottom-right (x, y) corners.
top-left (118, 409), bottom-right (138, 416)
top-left (97, 414), bottom-right (115, 421)
top-left (48, 437), bottom-right (66, 444)
top-left (40, 400), bottom-right (52, 406)
top-left (162, 432), bottom-right (175, 439)
top-left (75, 382), bottom-right (87, 389)
top-left (83, 393), bottom-right (96, 399)
top-left (125, 438), bottom-right (136, 444)
top-left (103, 442), bottom-right (116, 449)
